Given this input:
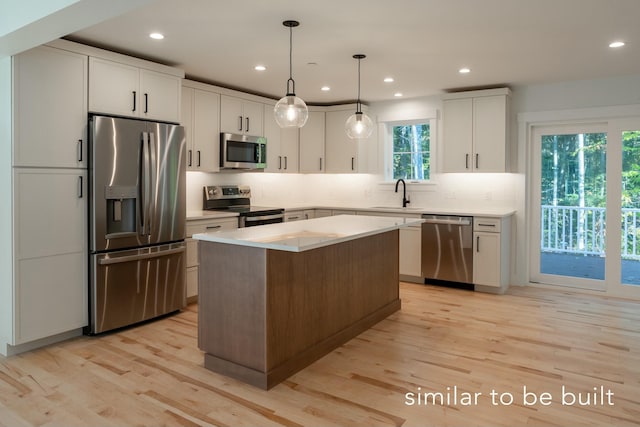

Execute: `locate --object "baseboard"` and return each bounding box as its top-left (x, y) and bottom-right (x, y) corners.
top-left (2, 328), bottom-right (83, 357)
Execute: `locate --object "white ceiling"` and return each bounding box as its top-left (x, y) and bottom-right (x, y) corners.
top-left (67, 0), bottom-right (640, 105)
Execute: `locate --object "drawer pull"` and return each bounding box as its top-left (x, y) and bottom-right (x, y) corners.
top-left (478, 223), bottom-right (496, 227)
top-left (206, 225), bottom-right (222, 230)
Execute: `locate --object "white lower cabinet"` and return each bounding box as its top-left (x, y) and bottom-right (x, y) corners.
top-left (314, 209), bottom-right (333, 218)
top-left (331, 209), bottom-right (357, 216)
top-left (473, 216), bottom-right (511, 292)
top-left (13, 168), bottom-right (88, 344)
top-left (284, 210), bottom-right (310, 222)
top-left (399, 226), bottom-right (422, 280)
top-left (186, 217), bottom-right (238, 299)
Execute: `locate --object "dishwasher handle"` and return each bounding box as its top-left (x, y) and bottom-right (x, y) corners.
top-left (421, 216), bottom-right (472, 226)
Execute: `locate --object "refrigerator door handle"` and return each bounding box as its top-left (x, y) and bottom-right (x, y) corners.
top-left (97, 245), bottom-right (186, 265)
top-left (148, 132), bottom-right (156, 235)
top-left (140, 132), bottom-right (151, 236)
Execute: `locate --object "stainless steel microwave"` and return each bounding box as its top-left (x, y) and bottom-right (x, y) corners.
top-left (220, 133), bottom-right (267, 170)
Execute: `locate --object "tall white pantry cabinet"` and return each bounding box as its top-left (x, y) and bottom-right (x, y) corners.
top-left (5, 45), bottom-right (89, 354)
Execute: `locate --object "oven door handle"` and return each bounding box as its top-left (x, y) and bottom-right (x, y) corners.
top-left (243, 213), bottom-right (284, 223)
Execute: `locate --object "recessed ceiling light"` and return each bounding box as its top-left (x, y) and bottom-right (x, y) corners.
top-left (254, 65), bottom-right (266, 71)
top-left (394, 92), bottom-right (403, 97)
top-left (384, 77), bottom-right (394, 83)
top-left (321, 86), bottom-right (330, 91)
top-left (609, 41), bottom-right (625, 48)
top-left (149, 33), bottom-right (164, 40)
top-left (459, 67), bottom-right (471, 74)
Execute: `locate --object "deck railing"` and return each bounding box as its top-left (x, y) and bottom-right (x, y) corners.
top-left (541, 205), bottom-right (640, 259)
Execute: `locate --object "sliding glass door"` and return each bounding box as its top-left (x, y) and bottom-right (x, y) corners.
top-left (620, 126), bottom-right (640, 287)
top-left (531, 119), bottom-right (640, 297)
top-left (531, 124), bottom-right (607, 290)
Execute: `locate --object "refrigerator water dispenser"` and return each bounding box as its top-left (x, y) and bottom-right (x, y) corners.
top-left (105, 185), bottom-right (137, 236)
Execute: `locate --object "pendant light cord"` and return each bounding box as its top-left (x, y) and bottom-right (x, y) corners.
top-left (287, 24), bottom-right (295, 95)
top-left (357, 57), bottom-right (362, 113)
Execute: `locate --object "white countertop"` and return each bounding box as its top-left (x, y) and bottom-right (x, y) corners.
top-left (187, 205), bottom-right (515, 221)
top-left (193, 214), bottom-right (424, 252)
top-left (187, 210), bottom-right (239, 220)
top-left (283, 205), bottom-right (515, 217)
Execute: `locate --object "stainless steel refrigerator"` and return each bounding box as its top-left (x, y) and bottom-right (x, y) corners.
top-left (88, 115), bottom-right (187, 334)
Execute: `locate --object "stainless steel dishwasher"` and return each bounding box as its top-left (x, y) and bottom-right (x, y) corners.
top-left (421, 215), bottom-right (474, 284)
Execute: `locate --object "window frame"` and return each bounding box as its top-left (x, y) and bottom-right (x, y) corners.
top-left (384, 118), bottom-right (436, 184)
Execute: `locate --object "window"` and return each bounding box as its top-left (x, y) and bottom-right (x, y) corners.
top-left (389, 122), bottom-right (431, 180)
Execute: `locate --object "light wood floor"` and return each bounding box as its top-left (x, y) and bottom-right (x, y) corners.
top-left (1, 282), bottom-right (640, 426)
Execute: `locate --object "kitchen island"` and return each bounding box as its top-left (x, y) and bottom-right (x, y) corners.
top-left (193, 215), bottom-right (423, 389)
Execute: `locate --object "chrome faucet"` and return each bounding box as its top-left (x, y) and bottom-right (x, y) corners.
top-left (394, 178), bottom-right (410, 207)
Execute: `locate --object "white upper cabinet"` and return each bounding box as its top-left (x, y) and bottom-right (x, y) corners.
top-left (220, 95), bottom-right (264, 136)
top-left (13, 46), bottom-right (87, 168)
top-left (325, 108), bottom-right (360, 173)
top-left (89, 57), bottom-right (182, 123)
top-left (139, 69), bottom-right (182, 122)
top-left (442, 88), bottom-right (510, 173)
top-left (182, 86), bottom-right (220, 172)
top-left (263, 104), bottom-right (298, 173)
top-left (299, 111), bottom-right (325, 173)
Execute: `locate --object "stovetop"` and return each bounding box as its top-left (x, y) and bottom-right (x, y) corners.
top-left (202, 185), bottom-right (283, 216)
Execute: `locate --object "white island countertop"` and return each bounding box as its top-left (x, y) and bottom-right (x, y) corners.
top-left (192, 214), bottom-right (424, 252)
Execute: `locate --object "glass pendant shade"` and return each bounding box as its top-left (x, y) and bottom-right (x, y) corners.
top-left (274, 20), bottom-right (308, 128)
top-left (345, 111), bottom-right (373, 139)
top-left (274, 94), bottom-right (308, 128)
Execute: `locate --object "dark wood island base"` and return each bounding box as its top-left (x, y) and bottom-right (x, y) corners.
top-left (197, 230), bottom-right (400, 389)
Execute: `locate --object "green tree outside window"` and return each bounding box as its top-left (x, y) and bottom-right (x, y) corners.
top-left (392, 123), bottom-right (430, 180)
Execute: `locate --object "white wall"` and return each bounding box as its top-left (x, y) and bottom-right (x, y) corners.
top-left (0, 56), bottom-right (12, 349)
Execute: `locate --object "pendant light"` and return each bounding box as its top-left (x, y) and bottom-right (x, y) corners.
top-left (345, 54), bottom-right (373, 139)
top-left (274, 20), bottom-right (308, 128)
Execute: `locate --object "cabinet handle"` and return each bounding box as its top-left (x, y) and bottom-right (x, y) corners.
top-left (245, 117), bottom-right (250, 132)
top-left (144, 93), bottom-right (149, 114)
top-left (278, 156), bottom-right (282, 170)
top-left (77, 139), bottom-right (83, 162)
top-left (465, 153), bottom-right (469, 169)
top-left (78, 176), bottom-right (83, 198)
top-left (476, 235), bottom-right (480, 252)
top-left (475, 153), bottom-right (479, 169)
top-left (288, 216), bottom-right (299, 220)
top-left (197, 150), bottom-right (201, 167)
top-left (319, 157), bottom-right (323, 171)
top-left (351, 157), bottom-right (355, 171)
top-left (478, 223), bottom-right (496, 228)
top-left (238, 116), bottom-right (243, 132)
top-left (132, 91), bottom-right (137, 112)
top-left (206, 225), bottom-right (222, 230)
top-left (188, 149), bottom-right (192, 167)
top-left (284, 156), bottom-right (288, 170)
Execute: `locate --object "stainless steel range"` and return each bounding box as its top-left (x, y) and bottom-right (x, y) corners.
top-left (203, 185), bottom-right (284, 227)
